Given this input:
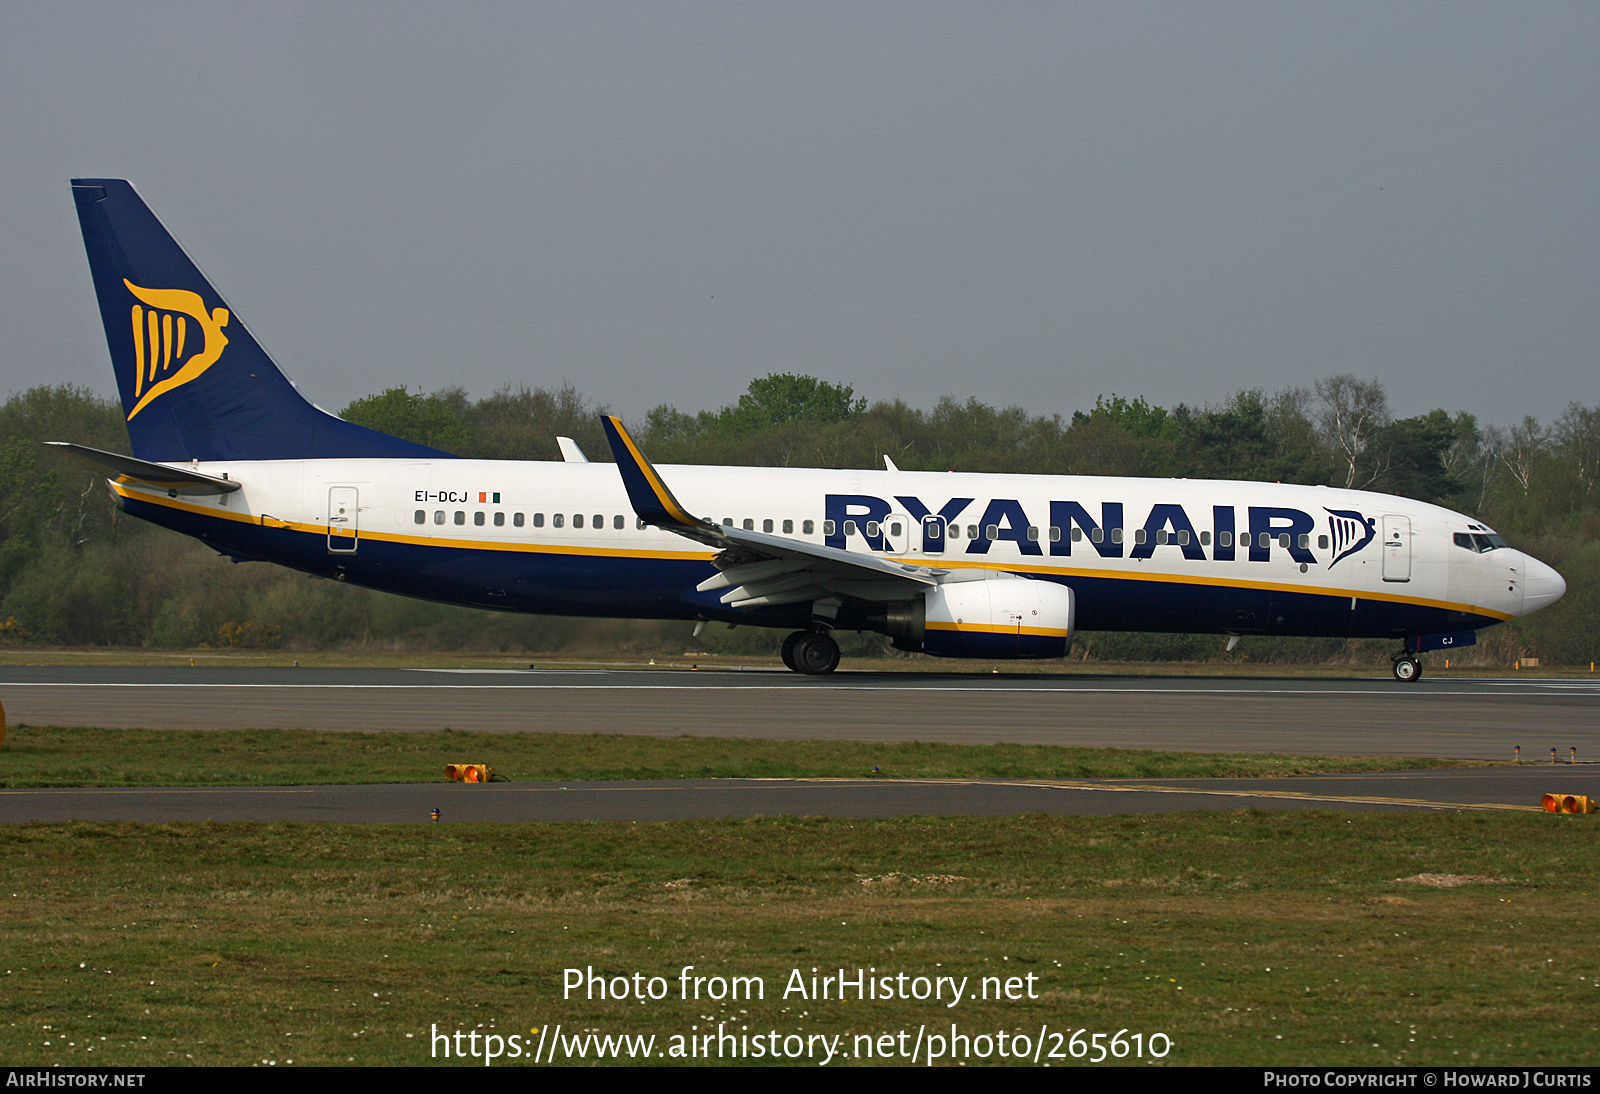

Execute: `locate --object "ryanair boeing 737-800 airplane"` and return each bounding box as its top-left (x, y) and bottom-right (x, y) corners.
top-left (59, 179), bottom-right (1566, 679)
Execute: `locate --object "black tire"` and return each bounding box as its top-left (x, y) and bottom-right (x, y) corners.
top-left (793, 632), bottom-right (840, 675)
top-left (1392, 657), bottom-right (1422, 683)
top-left (780, 631), bottom-right (806, 672)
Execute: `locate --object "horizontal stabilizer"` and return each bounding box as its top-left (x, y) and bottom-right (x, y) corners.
top-left (45, 442), bottom-right (242, 495)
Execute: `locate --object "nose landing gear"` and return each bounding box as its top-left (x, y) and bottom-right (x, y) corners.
top-left (1391, 654), bottom-right (1422, 682)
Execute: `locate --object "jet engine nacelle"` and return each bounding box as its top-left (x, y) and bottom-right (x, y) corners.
top-left (885, 576), bottom-right (1075, 659)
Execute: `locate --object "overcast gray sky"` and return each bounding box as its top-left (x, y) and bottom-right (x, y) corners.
top-left (3, 2), bottom-right (1595, 429)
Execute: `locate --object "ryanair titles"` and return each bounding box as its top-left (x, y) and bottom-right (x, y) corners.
top-left (825, 494), bottom-right (1378, 569)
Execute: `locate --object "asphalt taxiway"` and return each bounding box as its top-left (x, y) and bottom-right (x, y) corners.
top-left (3, 767), bottom-right (1595, 824)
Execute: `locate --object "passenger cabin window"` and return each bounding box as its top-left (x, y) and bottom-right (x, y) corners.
top-left (593, 514), bottom-right (602, 529)
top-left (614, 515), bottom-right (625, 529)
top-left (514, 513), bottom-right (526, 527)
top-left (823, 520), bottom-right (835, 536)
top-left (454, 511), bottom-right (465, 525)
top-left (782, 519), bottom-right (793, 534)
top-left (803, 520), bottom-right (815, 535)
top-left (474, 512), bottom-right (485, 526)
top-left (553, 514), bottom-right (564, 528)
top-left (494, 512), bottom-right (505, 527)
top-left (744, 518), bottom-right (754, 531)
top-left (414, 510), bottom-right (425, 525)
top-left (434, 511), bottom-right (445, 525)
top-left (573, 514), bottom-right (584, 529)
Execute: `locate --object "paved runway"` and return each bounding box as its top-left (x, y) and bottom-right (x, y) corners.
top-left (4, 666), bottom-right (1596, 822)
top-left (3, 767), bottom-right (1595, 823)
top-left (2, 665), bottom-right (1597, 759)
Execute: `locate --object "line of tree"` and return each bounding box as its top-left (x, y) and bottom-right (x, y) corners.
top-left (1, 375), bottom-right (1595, 664)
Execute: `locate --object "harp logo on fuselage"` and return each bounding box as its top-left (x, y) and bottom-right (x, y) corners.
top-left (1324, 508), bottom-right (1377, 568)
top-left (122, 279), bottom-right (230, 420)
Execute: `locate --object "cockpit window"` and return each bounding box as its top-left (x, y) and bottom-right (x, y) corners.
top-left (1455, 531), bottom-right (1508, 553)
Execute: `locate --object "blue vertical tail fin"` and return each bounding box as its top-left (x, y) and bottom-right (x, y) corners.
top-left (71, 179), bottom-right (454, 462)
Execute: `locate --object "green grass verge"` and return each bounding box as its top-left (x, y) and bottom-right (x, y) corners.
top-left (0, 725), bottom-right (1476, 787)
top-left (1, 812), bottom-right (1594, 1067)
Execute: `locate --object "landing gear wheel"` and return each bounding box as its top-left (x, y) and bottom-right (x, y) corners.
top-left (1392, 657), bottom-right (1422, 683)
top-left (792, 631), bottom-right (840, 676)
top-left (780, 631), bottom-right (806, 672)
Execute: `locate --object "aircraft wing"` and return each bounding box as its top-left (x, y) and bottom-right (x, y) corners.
top-left (601, 416), bottom-right (940, 609)
top-left (45, 442), bottom-right (242, 496)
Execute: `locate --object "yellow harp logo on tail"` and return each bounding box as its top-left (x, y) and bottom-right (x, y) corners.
top-left (123, 279), bottom-right (230, 420)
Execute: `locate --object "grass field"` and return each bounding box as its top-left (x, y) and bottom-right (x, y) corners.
top-left (1, 812), bottom-right (1594, 1067)
top-left (0, 666), bottom-right (1588, 1068)
top-left (0, 724), bottom-right (1476, 788)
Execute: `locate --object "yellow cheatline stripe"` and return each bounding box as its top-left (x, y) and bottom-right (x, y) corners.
top-left (606, 416), bottom-right (699, 526)
top-left (109, 484), bottom-right (716, 562)
top-left (111, 484), bottom-right (1511, 619)
top-left (925, 621), bottom-right (1070, 637)
top-left (881, 554), bottom-right (1513, 622)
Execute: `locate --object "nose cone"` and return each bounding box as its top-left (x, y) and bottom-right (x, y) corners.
top-left (1520, 554), bottom-right (1567, 616)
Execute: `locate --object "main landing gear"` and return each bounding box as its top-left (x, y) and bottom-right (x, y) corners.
top-left (1391, 654), bottom-right (1422, 683)
top-left (781, 630), bottom-right (840, 675)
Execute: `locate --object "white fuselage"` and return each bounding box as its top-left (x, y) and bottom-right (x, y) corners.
top-left (110, 457), bottom-right (1561, 640)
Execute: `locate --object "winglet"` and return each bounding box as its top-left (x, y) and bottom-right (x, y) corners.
top-left (600, 416), bottom-right (707, 530)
